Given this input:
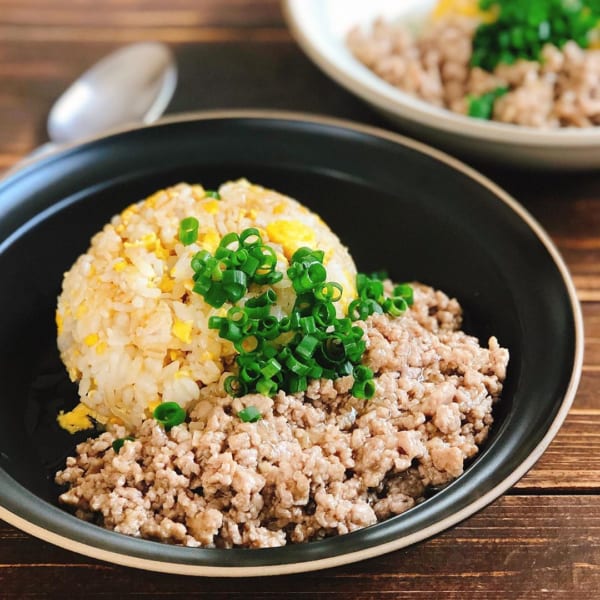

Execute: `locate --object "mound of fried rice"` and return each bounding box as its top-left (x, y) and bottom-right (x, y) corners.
top-left (56, 179), bottom-right (357, 431)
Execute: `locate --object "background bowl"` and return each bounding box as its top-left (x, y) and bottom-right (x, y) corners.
top-left (0, 111), bottom-right (582, 575)
top-left (283, 0), bottom-right (600, 170)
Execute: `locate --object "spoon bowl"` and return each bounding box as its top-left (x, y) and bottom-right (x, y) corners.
top-left (47, 42), bottom-right (177, 145)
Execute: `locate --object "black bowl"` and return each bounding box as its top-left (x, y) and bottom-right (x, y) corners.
top-left (0, 111), bottom-right (582, 575)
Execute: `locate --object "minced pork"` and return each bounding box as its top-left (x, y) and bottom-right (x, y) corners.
top-left (347, 15), bottom-right (600, 128)
top-left (56, 284), bottom-right (508, 548)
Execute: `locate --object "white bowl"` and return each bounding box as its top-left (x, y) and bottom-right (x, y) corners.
top-left (283, 0), bottom-right (600, 169)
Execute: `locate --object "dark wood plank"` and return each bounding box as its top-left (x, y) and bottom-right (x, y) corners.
top-left (0, 496), bottom-right (598, 597)
top-left (0, 0), bottom-right (283, 29)
top-left (517, 410), bottom-right (600, 489)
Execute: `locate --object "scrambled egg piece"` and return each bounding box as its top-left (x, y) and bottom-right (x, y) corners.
top-left (172, 319), bottom-right (193, 344)
top-left (83, 333), bottom-right (99, 347)
top-left (57, 403), bottom-right (106, 434)
top-left (200, 229), bottom-right (220, 254)
top-left (202, 200), bottom-right (220, 214)
top-left (55, 310), bottom-right (63, 335)
top-left (146, 399), bottom-right (162, 418)
top-left (266, 220), bottom-right (316, 260)
top-left (433, 0), bottom-right (496, 22)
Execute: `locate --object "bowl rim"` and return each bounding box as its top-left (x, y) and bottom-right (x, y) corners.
top-left (0, 110), bottom-right (584, 576)
top-left (282, 0), bottom-right (600, 148)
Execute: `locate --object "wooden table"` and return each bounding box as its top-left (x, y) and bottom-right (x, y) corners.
top-left (1, 1), bottom-right (599, 597)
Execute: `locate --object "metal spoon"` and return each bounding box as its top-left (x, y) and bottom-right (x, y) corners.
top-left (17, 42), bottom-right (177, 167)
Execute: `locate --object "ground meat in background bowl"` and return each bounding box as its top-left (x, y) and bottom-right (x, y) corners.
top-left (347, 15), bottom-right (600, 128)
top-left (56, 284), bottom-right (508, 548)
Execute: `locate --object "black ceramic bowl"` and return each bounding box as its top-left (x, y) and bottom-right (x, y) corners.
top-left (0, 112), bottom-right (583, 576)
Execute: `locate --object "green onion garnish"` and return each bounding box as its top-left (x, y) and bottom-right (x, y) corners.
top-left (467, 86), bottom-right (508, 120)
top-left (179, 216), bottom-right (199, 246)
top-left (180, 218), bottom-right (413, 403)
top-left (238, 405), bottom-right (262, 423)
top-left (349, 273), bottom-right (412, 322)
top-left (352, 378), bottom-right (376, 400)
top-left (472, 0), bottom-right (600, 72)
top-left (153, 402), bottom-right (186, 430)
top-left (225, 375), bottom-right (247, 397)
top-left (205, 190), bottom-right (221, 199)
top-left (112, 436), bottom-right (134, 453)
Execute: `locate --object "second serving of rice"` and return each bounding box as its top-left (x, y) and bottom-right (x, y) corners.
top-left (55, 179), bottom-right (509, 548)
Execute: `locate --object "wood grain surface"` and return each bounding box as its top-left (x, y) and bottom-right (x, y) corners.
top-left (0, 0), bottom-right (599, 597)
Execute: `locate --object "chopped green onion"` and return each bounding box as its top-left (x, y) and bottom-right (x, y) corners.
top-left (239, 228), bottom-right (261, 247)
top-left (240, 364), bottom-right (261, 383)
top-left (225, 376), bottom-right (247, 397)
top-left (286, 354), bottom-right (311, 376)
top-left (219, 232), bottom-right (240, 252)
top-left (238, 405), bottom-right (262, 422)
top-left (322, 337), bottom-right (346, 364)
top-left (295, 335), bottom-right (319, 360)
top-left (184, 224), bottom-right (408, 402)
top-left (354, 365), bottom-right (373, 382)
top-left (300, 315), bottom-right (317, 334)
top-left (312, 301), bottom-right (336, 327)
top-left (471, 0), bottom-right (600, 72)
top-left (191, 250), bottom-right (211, 272)
top-left (352, 378), bottom-right (376, 400)
top-left (227, 306), bottom-right (248, 325)
top-left (383, 297), bottom-right (408, 317)
top-left (315, 282), bottom-right (343, 302)
top-left (179, 217), bottom-right (199, 246)
top-left (257, 315), bottom-right (280, 340)
top-left (222, 269), bottom-right (248, 302)
top-left (153, 402), bottom-right (186, 430)
top-left (393, 283), bottom-right (414, 306)
top-left (235, 334), bottom-right (261, 353)
top-left (112, 436), bottom-right (134, 453)
top-left (205, 190), bottom-right (221, 199)
top-left (288, 375), bottom-right (308, 393)
top-left (468, 86), bottom-right (508, 120)
top-left (247, 289), bottom-right (277, 307)
top-left (261, 358), bottom-right (282, 379)
top-left (256, 378), bottom-right (278, 396)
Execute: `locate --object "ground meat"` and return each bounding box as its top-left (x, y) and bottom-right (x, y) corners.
top-left (347, 17), bottom-right (600, 128)
top-left (55, 284), bottom-right (508, 548)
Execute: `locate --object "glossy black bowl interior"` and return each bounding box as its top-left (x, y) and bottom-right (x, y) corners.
top-left (0, 114), bottom-right (579, 571)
